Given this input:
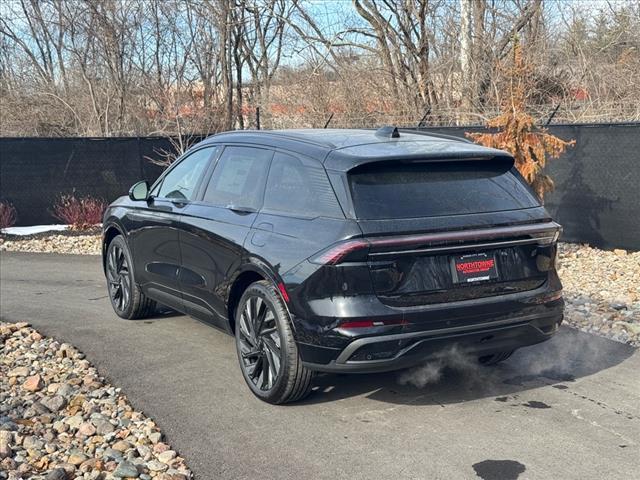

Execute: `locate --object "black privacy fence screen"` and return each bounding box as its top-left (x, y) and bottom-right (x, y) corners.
top-left (0, 123), bottom-right (638, 250)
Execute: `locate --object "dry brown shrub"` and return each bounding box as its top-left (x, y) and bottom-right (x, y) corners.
top-left (467, 42), bottom-right (575, 200)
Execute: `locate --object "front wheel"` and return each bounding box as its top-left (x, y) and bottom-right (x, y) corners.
top-left (106, 235), bottom-right (156, 319)
top-left (235, 281), bottom-right (314, 404)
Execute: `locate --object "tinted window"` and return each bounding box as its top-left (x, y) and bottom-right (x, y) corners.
top-left (203, 146), bottom-right (273, 210)
top-left (157, 147), bottom-right (215, 200)
top-left (348, 161), bottom-right (539, 220)
top-left (264, 152), bottom-right (343, 218)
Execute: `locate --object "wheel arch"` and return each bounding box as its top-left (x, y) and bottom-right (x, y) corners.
top-left (102, 221), bottom-right (125, 272)
top-left (226, 260), bottom-right (287, 333)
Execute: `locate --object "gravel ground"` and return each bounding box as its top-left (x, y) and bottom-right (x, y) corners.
top-left (0, 233), bottom-right (101, 256)
top-left (1, 233), bottom-right (638, 347)
top-left (0, 322), bottom-right (193, 480)
top-left (558, 243), bottom-right (640, 346)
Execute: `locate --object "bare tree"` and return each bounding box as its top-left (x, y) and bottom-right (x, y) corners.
top-left (460, 0), bottom-right (473, 118)
top-left (0, 0), bottom-right (637, 137)
top-left (236, 0), bottom-right (291, 128)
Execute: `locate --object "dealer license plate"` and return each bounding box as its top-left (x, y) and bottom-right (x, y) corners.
top-left (452, 252), bottom-right (498, 284)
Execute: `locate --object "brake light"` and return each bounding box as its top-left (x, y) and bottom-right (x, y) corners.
top-left (339, 319), bottom-right (407, 329)
top-left (309, 239), bottom-right (370, 265)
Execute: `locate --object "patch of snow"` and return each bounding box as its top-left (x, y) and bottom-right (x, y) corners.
top-left (2, 224), bottom-right (69, 235)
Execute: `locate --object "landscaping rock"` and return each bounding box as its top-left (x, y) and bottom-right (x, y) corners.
top-left (23, 374), bottom-right (44, 392)
top-left (0, 233), bottom-right (101, 255)
top-left (93, 418), bottom-right (115, 435)
top-left (8, 367), bottom-right (29, 378)
top-left (147, 459), bottom-right (169, 472)
top-left (112, 439), bottom-right (131, 452)
top-left (41, 395), bottom-right (67, 412)
top-left (77, 422), bottom-right (96, 437)
top-left (45, 468), bottom-right (68, 480)
top-left (67, 450), bottom-right (88, 465)
top-left (0, 322), bottom-right (193, 478)
top-left (558, 243), bottom-right (640, 347)
top-left (158, 449), bottom-right (177, 462)
top-left (113, 460), bottom-right (139, 478)
top-left (0, 430), bottom-right (12, 459)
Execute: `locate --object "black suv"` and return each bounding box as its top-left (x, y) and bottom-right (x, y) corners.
top-left (102, 127), bottom-right (564, 404)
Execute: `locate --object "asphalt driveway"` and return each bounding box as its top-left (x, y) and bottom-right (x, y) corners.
top-left (1, 251), bottom-right (638, 480)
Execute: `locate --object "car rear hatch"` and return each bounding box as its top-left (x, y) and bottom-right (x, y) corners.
top-left (339, 155), bottom-right (560, 307)
top-left (363, 222), bottom-right (559, 306)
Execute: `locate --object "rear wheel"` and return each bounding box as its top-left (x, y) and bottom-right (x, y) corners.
top-left (106, 235), bottom-right (156, 319)
top-left (478, 350), bottom-right (514, 366)
top-left (235, 281), bottom-right (314, 404)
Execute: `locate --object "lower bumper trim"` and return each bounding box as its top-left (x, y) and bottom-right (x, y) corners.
top-left (303, 312), bottom-right (562, 373)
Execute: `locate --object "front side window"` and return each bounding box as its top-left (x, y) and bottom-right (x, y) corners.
top-left (157, 147), bottom-right (216, 200)
top-left (203, 146), bottom-right (273, 210)
top-left (263, 152), bottom-right (343, 218)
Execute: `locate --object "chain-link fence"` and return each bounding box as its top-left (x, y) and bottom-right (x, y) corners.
top-left (1, 123), bottom-right (638, 250)
top-left (260, 101), bottom-right (640, 130)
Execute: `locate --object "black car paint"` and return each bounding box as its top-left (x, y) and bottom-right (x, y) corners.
top-left (103, 128), bottom-right (564, 373)
top-left (126, 198), bottom-right (184, 311)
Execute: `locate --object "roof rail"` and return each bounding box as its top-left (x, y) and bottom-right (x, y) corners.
top-left (209, 129), bottom-right (337, 149)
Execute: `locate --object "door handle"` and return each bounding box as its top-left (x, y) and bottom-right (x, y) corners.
top-left (226, 204), bottom-right (257, 214)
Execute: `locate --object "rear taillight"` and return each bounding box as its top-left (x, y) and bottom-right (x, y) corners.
top-left (532, 229), bottom-right (561, 245)
top-left (309, 239), bottom-right (370, 265)
top-left (310, 223), bottom-right (562, 265)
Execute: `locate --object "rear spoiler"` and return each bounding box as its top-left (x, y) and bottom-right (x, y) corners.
top-left (398, 127), bottom-right (475, 144)
top-left (326, 148), bottom-right (513, 173)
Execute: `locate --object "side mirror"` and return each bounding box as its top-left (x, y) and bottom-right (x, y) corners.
top-left (129, 181), bottom-right (149, 201)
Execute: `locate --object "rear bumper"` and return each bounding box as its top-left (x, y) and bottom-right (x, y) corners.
top-left (301, 310), bottom-right (563, 373)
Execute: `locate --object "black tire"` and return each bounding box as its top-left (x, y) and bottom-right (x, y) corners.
top-left (106, 235), bottom-right (156, 320)
top-left (478, 350), bottom-right (514, 366)
top-left (235, 280), bottom-right (314, 404)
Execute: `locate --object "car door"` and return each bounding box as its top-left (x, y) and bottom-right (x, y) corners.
top-left (249, 151), bottom-right (350, 276)
top-left (127, 146), bottom-right (217, 311)
top-left (179, 145), bottom-right (273, 329)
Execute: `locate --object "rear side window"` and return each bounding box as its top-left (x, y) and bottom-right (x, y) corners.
top-left (348, 160), bottom-right (539, 220)
top-left (203, 146), bottom-right (272, 210)
top-left (263, 152), bottom-right (343, 218)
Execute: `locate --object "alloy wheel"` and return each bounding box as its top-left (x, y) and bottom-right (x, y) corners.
top-left (237, 295), bottom-right (282, 391)
top-left (106, 244), bottom-right (131, 313)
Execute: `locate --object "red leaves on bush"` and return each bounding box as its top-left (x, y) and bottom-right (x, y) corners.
top-left (52, 194), bottom-right (107, 231)
top-left (0, 201), bottom-right (18, 230)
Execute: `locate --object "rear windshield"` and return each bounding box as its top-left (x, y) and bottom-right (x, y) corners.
top-left (348, 160), bottom-right (539, 220)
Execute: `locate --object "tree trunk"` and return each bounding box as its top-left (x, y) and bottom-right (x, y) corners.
top-left (220, 0), bottom-right (233, 130)
top-left (460, 0), bottom-right (473, 122)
